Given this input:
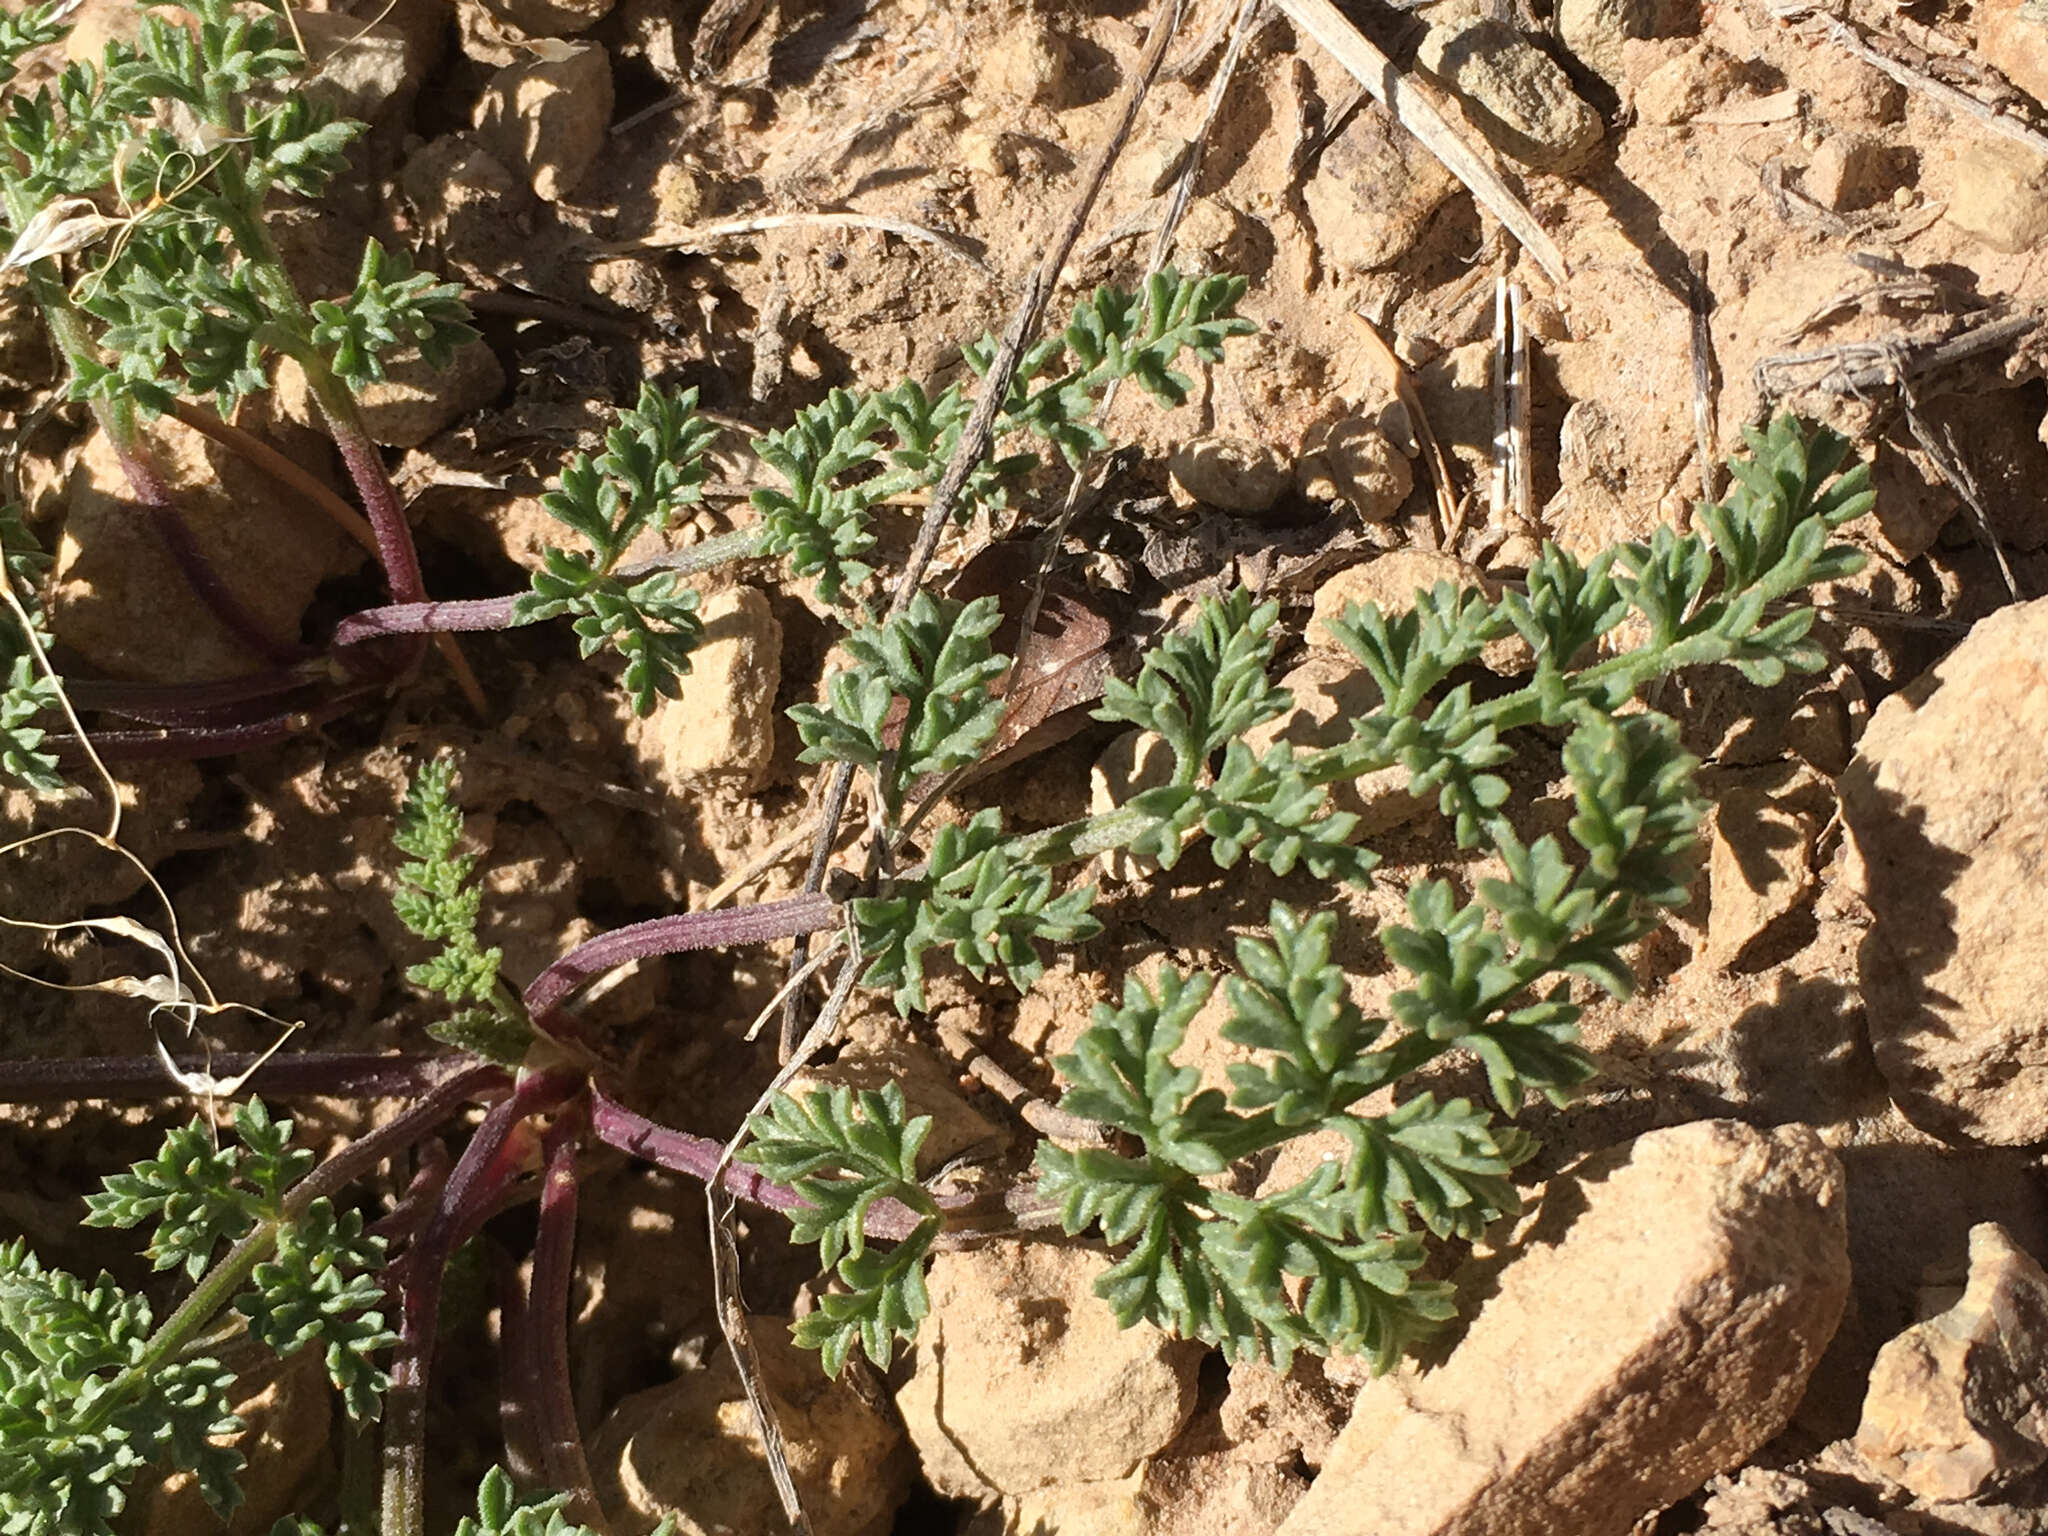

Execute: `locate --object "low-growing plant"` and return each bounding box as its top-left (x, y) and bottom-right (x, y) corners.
top-left (0, 4), bottom-right (1879, 1525)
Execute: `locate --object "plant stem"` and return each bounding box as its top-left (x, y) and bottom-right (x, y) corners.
top-left (382, 1070), bottom-right (579, 1536)
top-left (587, 1085), bottom-right (934, 1241)
top-left (0, 1050), bottom-right (490, 1103)
top-left (531, 1104), bottom-right (607, 1533)
top-left (523, 893), bottom-right (839, 1031)
top-left (329, 528), bottom-right (766, 648)
top-left (72, 1062), bottom-right (507, 1445)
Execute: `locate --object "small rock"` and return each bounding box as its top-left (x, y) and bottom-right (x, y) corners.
top-left (1245, 655), bottom-right (1432, 838)
top-left (1558, 0), bottom-right (1691, 89)
top-left (473, 0), bottom-right (614, 39)
top-left (1296, 417), bottom-right (1414, 522)
top-left (895, 1243), bottom-right (1203, 1499)
top-left (1310, 553), bottom-right (1531, 676)
top-left (632, 587), bottom-right (783, 791)
top-left (976, 15), bottom-right (1076, 107)
top-left (1417, 16), bottom-right (1604, 173)
top-left (1301, 107), bottom-right (1460, 271)
top-left (1841, 596), bottom-right (2048, 1146)
top-left (592, 1320), bottom-right (910, 1536)
top-left (1944, 139), bottom-right (2048, 255)
top-left (1278, 1121), bottom-right (1851, 1536)
top-left (1980, 0), bottom-right (2048, 109)
top-left (1705, 772), bottom-right (1819, 970)
top-left (401, 135), bottom-right (532, 274)
top-left (297, 12), bottom-right (423, 125)
top-left (1632, 42), bottom-right (1749, 125)
top-left (1857, 1224), bottom-right (2048, 1500)
top-left (1090, 729), bottom-right (1177, 883)
top-left (473, 43), bottom-right (613, 203)
top-left (51, 410), bottom-right (360, 683)
top-left (1171, 196), bottom-right (1260, 273)
top-left (1125, 135), bottom-right (1194, 198)
top-left (277, 337), bottom-right (504, 449)
top-left (1169, 436), bottom-right (1292, 515)
top-left (1804, 132), bottom-right (1903, 212)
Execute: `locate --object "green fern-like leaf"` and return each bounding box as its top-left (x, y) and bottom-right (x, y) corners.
top-left (391, 756), bottom-right (514, 1027)
top-left (309, 238), bottom-right (476, 392)
top-left (1096, 588), bottom-right (1289, 783)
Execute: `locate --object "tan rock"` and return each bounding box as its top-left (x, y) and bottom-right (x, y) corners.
top-left (51, 412), bottom-right (359, 683)
top-left (1090, 728), bottom-right (1177, 883)
top-left (976, 14), bottom-right (1076, 107)
top-left (592, 1320), bottom-right (910, 1536)
top-left (1980, 0), bottom-right (2048, 108)
top-left (1417, 16), bottom-right (1605, 173)
top-left (472, 0), bottom-right (615, 39)
top-left (1632, 43), bottom-right (1749, 125)
top-left (895, 1243), bottom-right (1203, 1498)
top-left (1279, 1121), bottom-right (1851, 1536)
top-left (472, 43), bottom-right (613, 202)
top-left (1804, 132), bottom-right (1903, 212)
top-left (1301, 107), bottom-right (1461, 271)
top-left (1558, 0), bottom-right (1691, 89)
top-left (632, 586), bottom-right (783, 790)
top-left (297, 11), bottom-right (424, 125)
top-left (1310, 553), bottom-right (1530, 676)
top-left (1245, 655), bottom-right (1432, 838)
top-left (1840, 597), bottom-right (2048, 1145)
top-left (1296, 418), bottom-right (1414, 523)
top-left (1705, 771), bottom-right (1819, 969)
top-left (1858, 1224), bottom-right (2048, 1500)
top-left (1943, 140), bottom-right (2048, 255)
top-left (277, 337), bottom-right (504, 449)
top-left (1169, 436), bottom-right (1291, 515)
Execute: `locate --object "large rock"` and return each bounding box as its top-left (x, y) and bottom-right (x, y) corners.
top-left (1301, 106), bottom-right (1461, 271)
top-left (472, 43), bottom-right (613, 203)
top-left (1944, 138), bottom-right (2048, 255)
top-left (591, 1320), bottom-right (909, 1536)
top-left (1417, 15), bottom-right (1605, 173)
top-left (894, 1242), bottom-right (1203, 1499)
top-left (1278, 1121), bottom-right (1850, 1536)
top-left (1857, 1224), bottom-right (2048, 1501)
top-left (51, 411), bottom-right (361, 683)
top-left (631, 585), bottom-right (783, 792)
top-left (1840, 597), bottom-right (2048, 1145)
top-left (1979, 0), bottom-right (2048, 108)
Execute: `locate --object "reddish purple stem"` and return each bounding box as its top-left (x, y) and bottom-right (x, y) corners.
top-left (531, 1105), bottom-right (607, 1531)
top-left (110, 439), bottom-right (307, 668)
top-left (0, 1051), bottom-right (489, 1104)
top-left (383, 1070), bottom-right (580, 1532)
top-left (523, 894), bottom-right (839, 1026)
top-left (587, 1084), bottom-right (932, 1242)
top-left (332, 595), bottom-right (525, 647)
top-left (327, 425), bottom-right (428, 607)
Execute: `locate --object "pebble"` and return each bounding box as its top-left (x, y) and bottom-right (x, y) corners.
top-left (632, 586), bottom-right (783, 792)
top-left (1168, 436), bottom-right (1292, 515)
top-left (1417, 15), bottom-right (1605, 173)
top-left (896, 1243), bottom-right (1202, 1499)
top-left (1943, 140), bottom-right (2048, 254)
top-left (1857, 1223), bottom-right (2048, 1500)
top-left (1295, 417), bottom-right (1414, 523)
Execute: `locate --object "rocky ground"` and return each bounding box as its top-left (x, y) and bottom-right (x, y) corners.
top-left (4, 0), bottom-right (2048, 1532)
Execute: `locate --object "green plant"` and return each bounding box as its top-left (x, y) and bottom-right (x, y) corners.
top-left (0, 1100), bottom-right (394, 1536)
top-left (744, 413), bottom-right (1874, 1371)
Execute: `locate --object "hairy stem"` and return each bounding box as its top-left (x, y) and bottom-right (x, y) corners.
top-left (0, 1049), bottom-right (492, 1103)
top-left (382, 1070), bottom-right (579, 1536)
top-left (523, 893), bottom-right (839, 1030)
top-left (71, 1062), bottom-right (507, 1446)
top-left (532, 1105), bottom-right (607, 1532)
